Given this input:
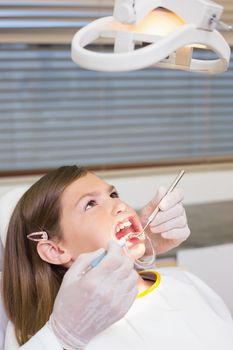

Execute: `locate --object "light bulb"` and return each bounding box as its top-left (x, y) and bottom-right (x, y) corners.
top-left (130, 8), bottom-right (185, 37)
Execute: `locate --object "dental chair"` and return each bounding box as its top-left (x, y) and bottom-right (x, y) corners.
top-left (0, 185), bottom-right (30, 349)
top-left (177, 244), bottom-right (233, 315)
top-left (0, 185), bottom-right (29, 247)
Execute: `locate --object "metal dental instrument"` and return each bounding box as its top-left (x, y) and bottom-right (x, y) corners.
top-left (81, 170), bottom-right (185, 275)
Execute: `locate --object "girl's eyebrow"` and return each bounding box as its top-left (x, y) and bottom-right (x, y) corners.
top-left (75, 185), bottom-right (116, 206)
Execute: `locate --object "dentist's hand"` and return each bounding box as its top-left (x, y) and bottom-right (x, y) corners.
top-left (139, 187), bottom-right (190, 255)
top-left (48, 241), bottom-right (138, 350)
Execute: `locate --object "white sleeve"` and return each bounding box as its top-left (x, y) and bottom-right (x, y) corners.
top-left (19, 325), bottom-right (63, 350)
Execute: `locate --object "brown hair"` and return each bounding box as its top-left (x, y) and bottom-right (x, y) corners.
top-left (2, 165), bottom-right (88, 345)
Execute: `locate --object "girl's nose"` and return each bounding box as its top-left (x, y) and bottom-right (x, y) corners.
top-left (112, 199), bottom-right (127, 216)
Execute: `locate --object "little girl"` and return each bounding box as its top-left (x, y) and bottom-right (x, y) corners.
top-left (3, 166), bottom-right (233, 349)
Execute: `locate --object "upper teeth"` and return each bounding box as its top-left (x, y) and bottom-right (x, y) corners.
top-left (124, 221), bottom-right (132, 227)
top-left (116, 220), bottom-right (132, 232)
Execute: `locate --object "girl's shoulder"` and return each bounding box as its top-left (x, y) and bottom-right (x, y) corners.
top-left (4, 321), bottom-right (18, 350)
top-left (4, 322), bottom-right (63, 350)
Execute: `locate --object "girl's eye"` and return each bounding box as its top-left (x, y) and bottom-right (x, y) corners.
top-left (85, 200), bottom-right (97, 211)
top-left (110, 191), bottom-right (119, 198)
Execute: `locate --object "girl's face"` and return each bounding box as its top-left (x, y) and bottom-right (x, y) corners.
top-left (60, 172), bottom-right (145, 262)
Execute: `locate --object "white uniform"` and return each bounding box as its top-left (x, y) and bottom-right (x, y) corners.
top-left (3, 267), bottom-right (233, 350)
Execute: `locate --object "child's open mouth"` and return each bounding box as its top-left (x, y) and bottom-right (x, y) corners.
top-left (115, 216), bottom-right (143, 243)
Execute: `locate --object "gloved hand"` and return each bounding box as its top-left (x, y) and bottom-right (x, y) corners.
top-left (48, 240), bottom-right (138, 350)
top-left (139, 187), bottom-right (190, 255)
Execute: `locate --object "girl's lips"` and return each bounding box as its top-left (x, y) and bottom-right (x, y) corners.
top-left (115, 216), bottom-right (142, 240)
top-left (128, 236), bottom-right (143, 244)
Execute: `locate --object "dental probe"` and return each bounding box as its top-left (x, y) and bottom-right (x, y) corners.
top-left (81, 170), bottom-right (185, 275)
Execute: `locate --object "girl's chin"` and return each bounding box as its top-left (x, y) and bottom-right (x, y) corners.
top-left (113, 236), bottom-right (146, 260)
top-left (125, 242), bottom-right (146, 261)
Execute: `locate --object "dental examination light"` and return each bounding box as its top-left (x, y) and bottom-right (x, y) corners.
top-left (71, 0), bottom-right (231, 73)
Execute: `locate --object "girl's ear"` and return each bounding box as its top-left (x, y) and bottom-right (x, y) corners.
top-left (37, 240), bottom-right (72, 266)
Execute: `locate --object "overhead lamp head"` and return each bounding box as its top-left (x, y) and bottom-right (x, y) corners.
top-left (71, 0), bottom-right (231, 74)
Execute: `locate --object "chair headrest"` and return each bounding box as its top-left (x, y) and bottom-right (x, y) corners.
top-left (0, 186), bottom-right (29, 247)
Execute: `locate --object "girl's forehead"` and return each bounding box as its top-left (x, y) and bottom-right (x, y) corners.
top-left (78, 172), bottom-right (109, 189)
top-left (63, 173), bottom-right (111, 200)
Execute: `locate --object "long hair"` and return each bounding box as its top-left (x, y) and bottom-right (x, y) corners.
top-left (2, 165), bottom-right (88, 345)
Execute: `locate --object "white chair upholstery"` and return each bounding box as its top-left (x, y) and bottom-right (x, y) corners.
top-left (0, 186), bottom-right (29, 247)
top-left (0, 186), bottom-right (29, 349)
